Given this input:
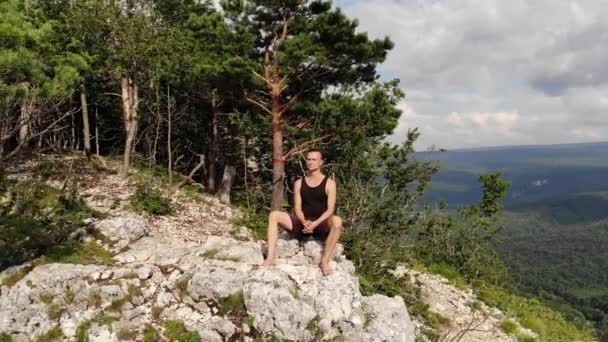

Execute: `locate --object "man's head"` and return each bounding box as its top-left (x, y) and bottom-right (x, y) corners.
top-left (305, 150), bottom-right (323, 172)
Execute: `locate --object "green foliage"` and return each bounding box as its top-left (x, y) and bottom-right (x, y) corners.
top-left (499, 211), bottom-right (608, 330)
top-left (501, 319), bottom-right (518, 334)
top-left (47, 304), bottom-right (65, 320)
top-left (164, 320), bottom-right (201, 341)
top-left (116, 327), bottom-right (137, 340)
top-left (478, 173), bottom-right (511, 217)
top-left (39, 291), bottom-right (55, 304)
top-left (75, 319), bottom-right (91, 342)
top-left (477, 285), bottom-right (594, 341)
top-left (0, 180), bottom-right (96, 270)
top-left (35, 326), bottom-right (62, 342)
top-left (0, 333), bottom-right (12, 342)
top-left (218, 291), bottom-right (246, 317)
top-left (130, 184), bottom-right (172, 215)
top-left (143, 325), bottom-right (158, 342)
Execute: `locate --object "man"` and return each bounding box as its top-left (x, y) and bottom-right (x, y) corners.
top-left (261, 150), bottom-right (343, 276)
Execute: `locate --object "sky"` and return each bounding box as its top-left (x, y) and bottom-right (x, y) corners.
top-left (334, 0), bottom-right (608, 150)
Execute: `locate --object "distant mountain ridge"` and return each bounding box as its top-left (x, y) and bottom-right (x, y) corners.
top-left (415, 141), bottom-right (608, 209)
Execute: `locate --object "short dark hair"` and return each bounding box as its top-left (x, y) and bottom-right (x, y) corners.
top-left (306, 150), bottom-right (323, 159)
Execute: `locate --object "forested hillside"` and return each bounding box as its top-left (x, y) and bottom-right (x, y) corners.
top-left (0, 0), bottom-right (598, 340)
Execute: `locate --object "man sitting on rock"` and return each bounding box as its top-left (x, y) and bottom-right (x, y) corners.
top-left (261, 150), bottom-right (343, 276)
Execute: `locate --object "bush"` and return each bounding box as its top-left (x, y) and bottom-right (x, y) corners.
top-left (130, 184), bottom-right (172, 215)
top-left (500, 319), bottom-right (518, 334)
top-left (477, 285), bottom-right (594, 341)
top-left (0, 182), bottom-right (96, 270)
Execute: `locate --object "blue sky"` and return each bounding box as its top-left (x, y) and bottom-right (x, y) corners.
top-left (334, 0), bottom-right (608, 150)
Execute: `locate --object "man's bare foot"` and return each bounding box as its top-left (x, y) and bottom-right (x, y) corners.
top-left (260, 258), bottom-right (276, 267)
top-left (319, 261), bottom-right (332, 276)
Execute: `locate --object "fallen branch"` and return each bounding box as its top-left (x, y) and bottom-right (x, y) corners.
top-left (177, 153), bottom-right (206, 189)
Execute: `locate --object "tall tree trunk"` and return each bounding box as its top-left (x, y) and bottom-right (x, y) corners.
top-left (217, 165), bottom-right (236, 204)
top-left (270, 93), bottom-right (284, 210)
top-left (120, 76), bottom-right (138, 178)
top-left (207, 95), bottom-right (219, 193)
top-left (18, 101), bottom-right (31, 144)
top-left (95, 107), bottom-right (100, 155)
top-left (167, 85), bottom-right (173, 190)
top-left (80, 84), bottom-right (92, 156)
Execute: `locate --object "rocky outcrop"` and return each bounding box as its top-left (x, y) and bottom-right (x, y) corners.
top-left (0, 216), bottom-right (415, 341)
top-left (393, 266), bottom-right (536, 342)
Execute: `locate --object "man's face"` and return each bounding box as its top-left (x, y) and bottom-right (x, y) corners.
top-left (306, 152), bottom-right (322, 172)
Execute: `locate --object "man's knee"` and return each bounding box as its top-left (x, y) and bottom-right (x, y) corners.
top-left (329, 215), bottom-right (343, 230)
top-left (268, 210), bottom-right (282, 222)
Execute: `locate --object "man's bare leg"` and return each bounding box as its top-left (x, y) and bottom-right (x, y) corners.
top-left (320, 216), bottom-right (342, 276)
top-left (261, 211), bottom-right (293, 267)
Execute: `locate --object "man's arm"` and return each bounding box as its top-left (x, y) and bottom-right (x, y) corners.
top-left (310, 179), bottom-right (336, 229)
top-left (293, 179), bottom-right (307, 224)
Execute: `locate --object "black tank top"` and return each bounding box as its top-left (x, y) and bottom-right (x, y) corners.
top-left (301, 175), bottom-right (328, 220)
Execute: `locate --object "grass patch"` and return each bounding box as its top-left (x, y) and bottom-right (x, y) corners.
top-left (44, 241), bottom-right (113, 266)
top-left (0, 180), bottom-right (98, 270)
top-left (94, 313), bottom-right (119, 325)
top-left (64, 288), bottom-right (76, 304)
top-left (477, 285), bottom-right (594, 341)
top-left (32, 160), bottom-right (63, 178)
top-left (143, 325), bottom-right (159, 342)
top-left (201, 248), bottom-right (220, 259)
top-left (428, 263), bottom-right (468, 289)
top-left (47, 304), bottom-right (65, 320)
top-left (162, 319), bottom-right (203, 341)
top-left (75, 319), bottom-right (92, 342)
top-left (36, 326), bottom-right (62, 341)
top-left (110, 297), bottom-right (128, 311)
top-left (40, 291), bottom-right (55, 304)
top-left (130, 184), bottom-right (172, 215)
top-left (501, 319), bottom-right (518, 334)
top-left (231, 210), bottom-right (268, 241)
top-left (116, 327), bottom-right (137, 340)
top-left (218, 291), bottom-right (246, 317)
top-left (0, 333), bottom-right (12, 342)
top-left (0, 269), bottom-right (28, 287)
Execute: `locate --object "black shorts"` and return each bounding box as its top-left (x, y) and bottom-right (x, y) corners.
top-left (289, 214), bottom-right (330, 240)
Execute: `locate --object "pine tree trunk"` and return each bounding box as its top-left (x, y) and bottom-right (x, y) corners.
top-left (120, 76), bottom-right (138, 178)
top-left (80, 85), bottom-right (92, 156)
top-left (217, 165), bottom-right (236, 204)
top-left (270, 93), bottom-right (284, 210)
top-left (207, 96), bottom-right (218, 193)
top-left (18, 101), bottom-right (30, 144)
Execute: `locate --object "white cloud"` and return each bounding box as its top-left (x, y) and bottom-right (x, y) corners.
top-left (335, 0), bottom-right (608, 149)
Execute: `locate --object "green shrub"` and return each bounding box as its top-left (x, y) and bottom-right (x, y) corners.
top-left (130, 184), bottom-right (171, 215)
top-left (143, 325), bottom-right (158, 342)
top-left (32, 160), bottom-right (62, 178)
top-left (164, 320), bottom-right (186, 340)
top-left (36, 326), bottom-right (62, 341)
top-left (0, 181), bottom-right (96, 270)
top-left (47, 304), bottom-right (65, 320)
top-left (218, 291), bottom-right (246, 317)
top-left (477, 285), bottom-right (593, 341)
top-left (162, 320), bottom-right (201, 341)
top-left (500, 319), bottom-right (518, 334)
top-left (116, 327), bottom-right (137, 340)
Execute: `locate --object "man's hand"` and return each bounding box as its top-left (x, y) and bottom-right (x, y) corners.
top-left (303, 220), bottom-right (317, 234)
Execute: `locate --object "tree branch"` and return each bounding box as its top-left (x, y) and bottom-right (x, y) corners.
top-left (283, 133), bottom-right (332, 160)
top-left (245, 96), bottom-right (273, 115)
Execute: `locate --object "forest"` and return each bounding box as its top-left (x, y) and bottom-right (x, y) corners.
top-left (0, 0), bottom-right (601, 340)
